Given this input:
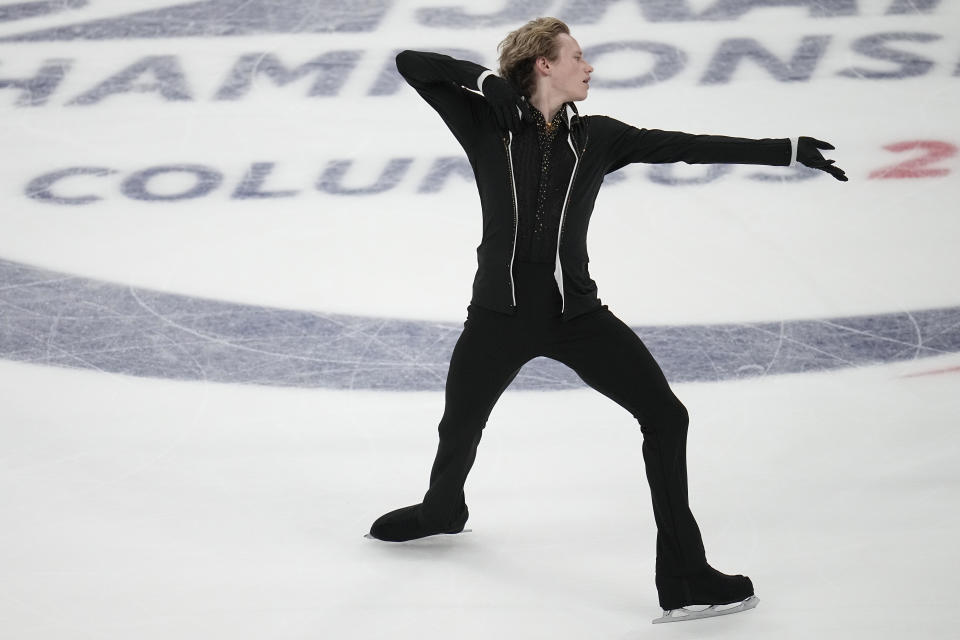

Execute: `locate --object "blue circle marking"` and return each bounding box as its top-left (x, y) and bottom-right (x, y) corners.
top-left (2, 258), bottom-right (956, 389)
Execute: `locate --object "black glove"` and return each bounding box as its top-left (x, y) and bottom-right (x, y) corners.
top-left (481, 75), bottom-right (528, 134)
top-left (797, 136), bottom-right (848, 181)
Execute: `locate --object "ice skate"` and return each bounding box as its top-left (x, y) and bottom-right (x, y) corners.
top-left (653, 566), bottom-right (757, 624)
top-left (653, 595), bottom-right (759, 623)
top-left (366, 503), bottom-right (469, 542)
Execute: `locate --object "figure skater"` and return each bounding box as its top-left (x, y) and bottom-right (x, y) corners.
top-left (368, 17), bottom-right (846, 622)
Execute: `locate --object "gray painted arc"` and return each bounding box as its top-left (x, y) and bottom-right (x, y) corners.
top-left (2, 259), bottom-right (957, 390)
top-left (0, 0), bottom-right (390, 41)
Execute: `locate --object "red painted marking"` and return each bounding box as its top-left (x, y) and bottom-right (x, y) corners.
top-left (870, 140), bottom-right (956, 179)
top-left (902, 365), bottom-right (960, 378)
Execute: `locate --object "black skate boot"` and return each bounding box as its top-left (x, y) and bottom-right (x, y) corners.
top-left (653, 565), bottom-right (758, 623)
top-left (368, 503), bottom-right (468, 542)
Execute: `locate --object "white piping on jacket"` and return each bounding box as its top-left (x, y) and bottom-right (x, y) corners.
top-left (554, 108), bottom-right (580, 314)
top-left (506, 130), bottom-right (519, 307)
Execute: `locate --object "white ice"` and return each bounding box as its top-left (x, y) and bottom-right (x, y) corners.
top-left (2, 2), bottom-right (959, 639)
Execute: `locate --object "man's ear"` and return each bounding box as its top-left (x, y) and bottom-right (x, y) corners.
top-left (535, 56), bottom-right (550, 75)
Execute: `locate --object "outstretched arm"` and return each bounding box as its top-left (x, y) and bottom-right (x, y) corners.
top-left (598, 117), bottom-right (847, 181)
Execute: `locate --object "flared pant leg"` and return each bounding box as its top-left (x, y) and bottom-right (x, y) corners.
top-left (543, 307), bottom-right (708, 575)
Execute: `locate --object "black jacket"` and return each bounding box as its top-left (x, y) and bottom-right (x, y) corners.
top-left (396, 50), bottom-right (792, 321)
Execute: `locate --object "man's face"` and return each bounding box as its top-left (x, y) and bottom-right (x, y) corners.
top-left (544, 33), bottom-right (593, 102)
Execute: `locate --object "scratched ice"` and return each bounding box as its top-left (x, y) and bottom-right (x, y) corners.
top-left (0, 0), bottom-right (391, 41)
top-left (2, 3), bottom-right (959, 640)
top-left (3, 259), bottom-right (957, 390)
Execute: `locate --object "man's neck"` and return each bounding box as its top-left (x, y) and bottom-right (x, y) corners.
top-left (528, 90), bottom-right (565, 124)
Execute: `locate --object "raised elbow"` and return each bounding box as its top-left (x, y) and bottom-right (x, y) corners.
top-left (395, 49), bottom-right (417, 75)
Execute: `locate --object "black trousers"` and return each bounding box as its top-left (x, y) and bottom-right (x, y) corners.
top-left (421, 262), bottom-right (707, 575)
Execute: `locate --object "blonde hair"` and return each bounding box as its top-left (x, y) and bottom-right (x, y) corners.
top-left (497, 17), bottom-right (570, 97)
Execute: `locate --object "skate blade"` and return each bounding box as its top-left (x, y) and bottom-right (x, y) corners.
top-left (363, 528), bottom-right (472, 540)
top-left (652, 595), bottom-right (759, 624)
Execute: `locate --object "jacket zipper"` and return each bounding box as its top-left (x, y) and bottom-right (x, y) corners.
top-left (554, 129), bottom-right (581, 314)
top-left (504, 131), bottom-right (519, 308)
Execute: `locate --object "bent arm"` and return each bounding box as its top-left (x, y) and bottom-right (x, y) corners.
top-left (396, 50), bottom-right (494, 148)
top-left (396, 50), bottom-right (491, 94)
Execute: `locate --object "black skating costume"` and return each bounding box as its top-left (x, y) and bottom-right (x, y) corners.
top-left (370, 50), bottom-right (794, 610)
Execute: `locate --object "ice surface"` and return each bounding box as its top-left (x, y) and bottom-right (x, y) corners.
top-left (2, 257), bottom-right (959, 389)
top-left (1, 1), bottom-right (959, 639)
